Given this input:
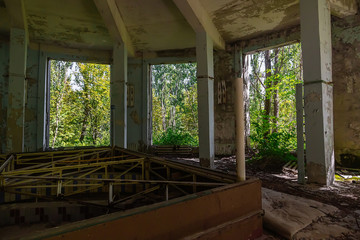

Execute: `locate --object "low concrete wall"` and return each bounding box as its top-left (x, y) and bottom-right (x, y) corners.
top-left (26, 179), bottom-right (262, 240)
top-left (0, 202), bottom-right (106, 227)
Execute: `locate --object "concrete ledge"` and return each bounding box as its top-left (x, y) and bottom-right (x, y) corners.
top-left (25, 179), bottom-right (262, 240)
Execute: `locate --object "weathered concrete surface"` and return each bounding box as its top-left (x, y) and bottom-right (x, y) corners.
top-left (173, 0), bottom-right (225, 49)
top-left (203, 0), bottom-right (300, 42)
top-left (197, 32), bottom-right (215, 167)
top-left (332, 12), bottom-right (360, 167)
top-left (330, 0), bottom-right (358, 18)
top-left (214, 50), bottom-right (236, 155)
top-left (301, 0), bottom-right (335, 186)
top-left (111, 43), bottom-right (127, 148)
top-left (24, 0), bottom-right (112, 51)
top-left (127, 58), bottom-right (144, 151)
top-left (24, 48), bottom-right (40, 152)
top-left (1, 0), bottom-right (357, 53)
top-left (26, 180), bottom-right (263, 240)
top-left (0, 40), bottom-right (10, 154)
top-left (6, 28), bottom-right (27, 153)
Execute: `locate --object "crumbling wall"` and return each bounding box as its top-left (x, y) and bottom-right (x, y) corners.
top-left (214, 50), bottom-right (236, 155)
top-left (24, 48), bottom-right (40, 152)
top-left (127, 58), bottom-right (146, 151)
top-left (0, 42), bottom-right (39, 153)
top-left (0, 40), bottom-right (9, 154)
top-left (332, 15), bottom-right (360, 167)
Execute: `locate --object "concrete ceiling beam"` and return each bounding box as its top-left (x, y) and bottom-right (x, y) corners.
top-left (93, 0), bottom-right (135, 57)
top-left (329, 0), bottom-right (358, 18)
top-left (4, 0), bottom-right (28, 37)
top-left (173, 0), bottom-right (225, 50)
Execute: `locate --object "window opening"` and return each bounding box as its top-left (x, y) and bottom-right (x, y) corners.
top-left (244, 43), bottom-right (303, 162)
top-left (49, 60), bottom-right (110, 148)
top-left (151, 63), bottom-right (198, 147)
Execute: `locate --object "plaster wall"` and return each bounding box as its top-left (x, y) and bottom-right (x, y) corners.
top-left (24, 48), bottom-right (39, 152)
top-left (0, 42), bottom-right (39, 153)
top-left (127, 58), bottom-right (146, 151)
top-left (332, 14), bottom-right (360, 168)
top-left (0, 40), bottom-right (9, 153)
top-left (214, 50), bottom-right (236, 155)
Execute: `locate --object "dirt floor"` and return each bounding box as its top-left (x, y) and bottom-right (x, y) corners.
top-left (171, 155), bottom-right (360, 240)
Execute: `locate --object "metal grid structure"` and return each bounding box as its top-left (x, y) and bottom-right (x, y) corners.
top-left (0, 147), bottom-right (236, 207)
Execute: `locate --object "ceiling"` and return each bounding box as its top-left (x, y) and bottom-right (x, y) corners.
top-left (0, 0), bottom-right (355, 53)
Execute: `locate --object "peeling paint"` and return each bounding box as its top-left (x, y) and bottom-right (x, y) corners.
top-left (0, 41), bottom-right (9, 153)
top-left (332, 8), bottom-right (360, 166)
top-left (207, 0), bottom-right (299, 41)
top-left (130, 110), bottom-right (141, 125)
top-left (214, 50), bottom-right (236, 155)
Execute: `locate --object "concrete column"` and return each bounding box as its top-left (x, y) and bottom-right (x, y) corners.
top-left (37, 51), bottom-right (48, 151)
top-left (300, 0), bottom-right (334, 185)
top-left (111, 43), bottom-right (127, 148)
top-left (196, 32), bottom-right (214, 168)
top-left (6, 28), bottom-right (27, 153)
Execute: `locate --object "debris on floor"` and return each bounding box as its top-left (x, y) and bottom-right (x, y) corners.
top-left (262, 188), bottom-right (338, 239)
top-left (173, 154), bottom-right (360, 240)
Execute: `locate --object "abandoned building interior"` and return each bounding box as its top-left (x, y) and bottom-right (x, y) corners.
top-left (1, 0), bottom-right (360, 239)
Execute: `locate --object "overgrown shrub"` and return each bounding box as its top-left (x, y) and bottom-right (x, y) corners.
top-left (153, 127), bottom-right (198, 146)
top-left (250, 118), bottom-right (297, 163)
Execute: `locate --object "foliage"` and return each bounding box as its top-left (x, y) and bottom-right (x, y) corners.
top-left (250, 121), bottom-right (296, 162)
top-left (153, 127), bottom-right (198, 146)
top-left (151, 63), bottom-right (198, 146)
top-left (248, 43), bottom-right (302, 161)
top-left (49, 60), bottom-right (110, 148)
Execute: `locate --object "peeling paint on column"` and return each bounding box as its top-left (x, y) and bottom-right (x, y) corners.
top-left (24, 48), bottom-right (41, 152)
top-left (0, 41), bottom-right (10, 153)
top-left (6, 28), bottom-right (27, 153)
top-left (130, 110), bottom-right (141, 125)
top-left (214, 50), bottom-right (236, 155)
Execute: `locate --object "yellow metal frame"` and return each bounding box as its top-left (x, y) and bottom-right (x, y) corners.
top-left (0, 147), bottom-right (235, 205)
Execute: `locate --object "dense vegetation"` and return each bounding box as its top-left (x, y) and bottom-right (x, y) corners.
top-left (49, 60), bottom-right (110, 148)
top-left (50, 44), bottom-right (301, 156)
top-left (247, 43), bottom-right (302, 161)
top-left (151, 63), bottom-right (199, 146)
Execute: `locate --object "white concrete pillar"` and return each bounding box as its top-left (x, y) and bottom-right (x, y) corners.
top-left (111, 43), bottom-right (127, 148)
top-left (6, 28), bottom-right (27, 153)
top-left (300, 0), bottom-right (335, 185)
top-left (196, 32), bottom-right (214, 168)
top-left (37, 51), bottom-right (48, 151)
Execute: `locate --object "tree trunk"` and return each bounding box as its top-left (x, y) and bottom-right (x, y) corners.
top-left (273, 49), bottom-right (280, 132)
top-left (51, 76), bottom-right (68, 148)
top-left (264, 50), bottom-right (272, 138)
top-left (243, 54), bottom-right (251, 150)
top-left (79, 109), bottom-right (89, 142)
top-left (161, 97), bottom-right (166, 132)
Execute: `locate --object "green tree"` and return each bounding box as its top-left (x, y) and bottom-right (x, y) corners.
top-left (151, 63), bottom-right (198, 146)
top-left (247, 43), bottom-right (303, 161)
top-left (49, 60), bottom-right (72, 148)
top-left (49, 60), bottom-right (110, 148)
